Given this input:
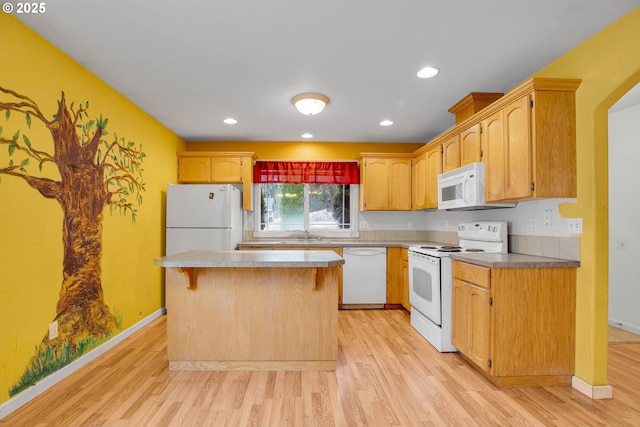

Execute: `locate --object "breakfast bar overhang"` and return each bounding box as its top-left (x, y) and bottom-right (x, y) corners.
top-left (154, 250), bottom-right (344, 371)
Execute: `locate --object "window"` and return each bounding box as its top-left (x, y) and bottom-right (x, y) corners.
top-left (253, 161), bottom-right (359, 237)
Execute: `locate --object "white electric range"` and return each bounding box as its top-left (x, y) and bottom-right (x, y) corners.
top-left (408, 221), bottom-right (508, 352)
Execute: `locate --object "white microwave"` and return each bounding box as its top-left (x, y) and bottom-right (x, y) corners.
top-left (437, 162), bottom-right (516, 211)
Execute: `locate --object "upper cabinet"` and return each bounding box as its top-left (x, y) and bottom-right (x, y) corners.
top-left (358, 154), bottom-right (412, 211)
top-left (426, 77), bottom-right (580, 205)
top-left (459, 123), bottom-right (481, 166)
top-left (412, 144), bottom-right (442, 210)
top-left (177, 152), bottom-right (256, 210)
top-left (442, 135), bottom-right (461, 172)
top-left (480, 79), bottom-right (580, 202)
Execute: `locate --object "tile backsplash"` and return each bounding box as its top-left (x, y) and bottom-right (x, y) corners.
top-left (244, 230), bottom-right (580, 261)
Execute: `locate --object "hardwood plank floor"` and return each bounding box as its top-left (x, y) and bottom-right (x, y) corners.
top-left (2, 310), bottom-right (640, 426)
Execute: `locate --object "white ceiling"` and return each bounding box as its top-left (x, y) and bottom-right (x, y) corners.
top-left (17, 1), bottom-right (640, 143)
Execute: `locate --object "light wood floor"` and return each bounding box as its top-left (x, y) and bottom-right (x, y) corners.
top-left (608, 325), bottom-right (640, 343)
top-left (2, 310), bottom-right (640, 427)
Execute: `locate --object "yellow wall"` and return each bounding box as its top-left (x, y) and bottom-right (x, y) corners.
top-left (534, 7), bottom-right (640, 386)
top-left (0, 15), bottom-right (184, 405)
top-left (187, 141), bottom-right (424, 159)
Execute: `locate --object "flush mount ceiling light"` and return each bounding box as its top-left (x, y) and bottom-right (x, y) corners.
top-left (417, 66), bottom-right (439, 79)
top-left (301, 133), bottom-right (314, 139)
top-left (223, 118), bottom-right (237, 124)
top-left (379, 119), bottom-right (394, 126)
top-left (292, 93), bottom-right (329, 115)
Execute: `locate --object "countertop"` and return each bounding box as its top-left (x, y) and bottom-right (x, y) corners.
top-left (238, 240), bottom-right (440, 249)
top-left (449, 252), bottom-right (580, 268)
top-left (154, 249), bottom-right (345, 268)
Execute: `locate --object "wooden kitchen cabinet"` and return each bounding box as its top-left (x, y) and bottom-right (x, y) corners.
top-left (178, 156), bottom-right (211, 182)
top-left (211, 157), bottom-right (244, 182)
top-left (459, 123), bottom-right (481, 166)
top-left (400, 248), bottom-right (410, 310)
top-left (412, 151), bottom-right (427, 210)
top-left (425, 144), bottom-right (442, 209)
top-left (412, 144), bottom-right (442, 210)
top-left (452, 263), bottom-right (491, 371)
top-left (358, 154), bottom-right (412, 211)
top-left (452, 260), bottom-right (576, 387)
top-left (177, 152), bottom-right (256, 210)
top-left (386, 247), bottom-right (409, 310)
top-left (480, 79), bottom-right (580, 202)
top-left (442, 135), bottom-right (461, 172)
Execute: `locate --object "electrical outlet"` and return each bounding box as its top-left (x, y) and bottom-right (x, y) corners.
top-left (360, 221), bottom-right (369, 229)
top-left (530, 218), bottom-right (538, 233)
top-left (568, 218), bottom-right (583, 234)
top-left (544, 209), bottom-right (552, 226)
top-left (49, 321), bottom-right (58, 340)
top-left (407, 221), bottom-right (413, 229)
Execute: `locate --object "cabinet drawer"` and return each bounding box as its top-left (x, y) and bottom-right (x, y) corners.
top-left (453, 261), bottom-right (490, 289)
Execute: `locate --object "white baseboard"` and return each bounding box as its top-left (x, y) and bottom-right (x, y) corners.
top-left (572, 376), bottom-right (613, 400)
top-left (0, 308), bottom-right (166, 419)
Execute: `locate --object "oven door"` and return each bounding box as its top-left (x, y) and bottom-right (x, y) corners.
top-left (408, 251), bottom-right (441, 325)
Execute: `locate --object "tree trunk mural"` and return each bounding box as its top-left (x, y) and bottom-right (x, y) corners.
top-left (0, 87), bottom-right (145, 395)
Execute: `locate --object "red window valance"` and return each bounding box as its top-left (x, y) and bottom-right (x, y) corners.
top-left (254, 161), bottom-right (360, 184)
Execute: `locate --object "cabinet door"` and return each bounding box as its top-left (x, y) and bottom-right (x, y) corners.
top-left (451, 279), bottom-right (469, 354)
top-left (467, 284), bottom-right (491, 372)
top-left (388, 158), bottom-right (412, 210)
top-left (503, 96), bottom-right (532, 199)
top-left (442, 136), bottom-right (461, 172)
top-left (425, 145), bottom-right (442, 209)
top-left (211, 157), bottom-right (243, 182)
top-left (412, 153), bottom-right (428, 210)
top-left (481, 110), bottom-right (505, 202)
top-left (460, 124), bottom-right (481, 166)
top-left (178, 157), bottom-right (211, 182)
top-left (401, 253), bottom-right (410, 311)
top-left (361, 158), bottom-right (390, 210)
top-left (386, 247), bottom-right (404, 305)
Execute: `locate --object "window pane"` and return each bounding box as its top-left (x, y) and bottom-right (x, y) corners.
top-left (309, 184), bottom-right (350, 229)
top-left (259, 183), bottom-right (304, 231)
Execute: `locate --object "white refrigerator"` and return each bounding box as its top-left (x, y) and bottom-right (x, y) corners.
top-left (165, 184), bottom-right (243, 255)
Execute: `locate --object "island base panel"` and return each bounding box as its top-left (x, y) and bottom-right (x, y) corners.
top-left (166, 266), bottom-right (339, 370)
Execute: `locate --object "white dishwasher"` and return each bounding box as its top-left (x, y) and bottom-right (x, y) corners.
top-left (342, 247), bottom-right (387, 308)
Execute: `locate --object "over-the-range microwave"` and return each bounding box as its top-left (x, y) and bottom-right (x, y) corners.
top-left (437, 162), bottom-right (516, 211)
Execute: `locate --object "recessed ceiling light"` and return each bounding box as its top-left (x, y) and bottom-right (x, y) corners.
top-left (301, 133), bottom-right (314, 139)
top-left (417, 66), bottom-right (439, 79)
top-left (379, 120), bottom-right (394, 126)
top-left (223, 118), bottom-right (237, 124)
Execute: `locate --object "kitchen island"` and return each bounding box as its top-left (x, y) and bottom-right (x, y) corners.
top-left (154, 250), bottom-right (344, 371)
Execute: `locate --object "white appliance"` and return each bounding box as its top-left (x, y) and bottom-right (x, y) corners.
top-left (165, 184), bottom-right (243, 255)
top-left (408, 221), bottom-right (508, 352)
top-left (342, 247), bottom-right (387, 308)
top-left (438, 162), bottom-right (515, 211)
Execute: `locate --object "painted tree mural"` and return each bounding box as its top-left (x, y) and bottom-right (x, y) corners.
top-left (0, 87), bottom-right (146, 395)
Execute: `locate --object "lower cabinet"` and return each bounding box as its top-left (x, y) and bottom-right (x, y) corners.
top-left (452, 260), bottom-right (576, 387)
top-left (386, 247), bottom-right (410, 310)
